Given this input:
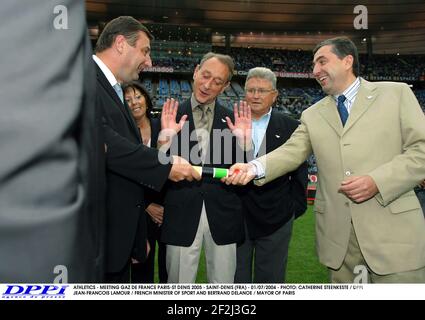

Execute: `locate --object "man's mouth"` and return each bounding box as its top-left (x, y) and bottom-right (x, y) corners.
top-left (317, 76), bottom-right (328, 85)
top-left (199, 89), bottom-right (209, 97)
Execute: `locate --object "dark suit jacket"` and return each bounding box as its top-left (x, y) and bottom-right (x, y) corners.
top-left (96, 65), bottom-right (171, 273)
top-left (243, 110), bottom-right (308, 239)
top-left (143, 118), bottom-right (167, 239)
top-left (161, 100), bottom-right (245, 246)
top-left (144, 118), bottom-right (165, 209)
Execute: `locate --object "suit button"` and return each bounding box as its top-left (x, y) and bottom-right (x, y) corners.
top-left (345, 171), bottom-right (351, 176)
top-left (136, 204), bottom-right (143, 208)
top-left (345, 202), bottom-right (350, 207)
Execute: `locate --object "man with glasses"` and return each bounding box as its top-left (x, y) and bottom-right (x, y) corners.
top-left (234, 67), bottom-right (308, 283)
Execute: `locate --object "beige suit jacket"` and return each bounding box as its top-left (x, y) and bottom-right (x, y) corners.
top-left (255, 79), bottom-right (425, 274)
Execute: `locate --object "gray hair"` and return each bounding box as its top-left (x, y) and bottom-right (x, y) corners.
top-left (245, 67), bottom-right (277, 90)
top-left (199, 52), bottom-right (235, 82)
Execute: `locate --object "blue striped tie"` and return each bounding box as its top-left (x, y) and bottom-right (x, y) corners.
top-left (113, 83), bottom-right (124, 104)
top-left (337, 95), bottom-right (348, 126)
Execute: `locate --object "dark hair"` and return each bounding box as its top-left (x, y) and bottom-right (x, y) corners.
top-left (122, 81), bottom-right (153, 119)
top-left (313, 37), bottom-right (360, 77)
top-left (95, 16), bottom-right (153, 53)
top-left (199, 52), bottom-right (235, 82)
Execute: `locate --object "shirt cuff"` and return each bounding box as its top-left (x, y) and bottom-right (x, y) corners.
top-left (250, 160), bottom-right (265, 179)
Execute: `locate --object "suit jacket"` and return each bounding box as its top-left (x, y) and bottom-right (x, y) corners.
top-left (0, 0), bottom-right (102, 282)
top-left (243, 110), bottom-right (308, 239)
top-left (255, 79), bottom-right (425, 275)
top-left (143, 117), bottom-right (166, 239)
top-left (144, 118), bottom-right (165, 209)
top-left (161, 100), bottom-right (245, 246)
top-left (96, 65), bottom-right (171, 273)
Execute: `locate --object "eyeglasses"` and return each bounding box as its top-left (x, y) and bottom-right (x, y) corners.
top-left (245, 88), bottom-right (275, 96)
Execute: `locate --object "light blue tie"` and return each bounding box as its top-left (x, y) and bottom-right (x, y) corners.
top-left (337, 95), bottom-right (348, 126)
top-left (113, 83), bottom-right (124, 104)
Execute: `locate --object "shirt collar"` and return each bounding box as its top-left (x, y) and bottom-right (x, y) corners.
top-left (190, 94), bottom-right (216, 113)
top-left (333, 77), bottom-right (361, 103)
top-left (92, 55), bottom-right (119, 88)
top-left (252, 108), bottom-right (272, 123)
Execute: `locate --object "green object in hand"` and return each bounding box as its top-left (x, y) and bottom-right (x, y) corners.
top-left (193, 166), bottom-right (229, 178)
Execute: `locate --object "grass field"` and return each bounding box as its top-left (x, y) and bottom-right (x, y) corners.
top-left (156, 205), bottom-right (328, 283)
top-left (286, 206), bottom-right (328, 283)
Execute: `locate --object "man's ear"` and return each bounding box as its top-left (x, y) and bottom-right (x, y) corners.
top-left (114, 34), bottom-right (126, 54)
top-left (344, 55), bottom-right (354, 71)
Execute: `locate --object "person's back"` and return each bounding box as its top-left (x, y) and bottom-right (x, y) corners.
top-left (0, 0), bottom-right (102, 282)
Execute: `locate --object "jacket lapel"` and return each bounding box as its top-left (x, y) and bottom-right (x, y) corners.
top-left (256, 110), bottom-right (285, 157)
top-left (177, 100), bottom-right (198, 155)
top-left (318, 95), bottom-right (343, 136)
top-left (318, 79), bottom-right (378, 137)
top-left (343, 79), bottom-right (377, 134)
top-left (95, 64), bottom-right (140, 140)
top-left (211, 102), bottom-right (228, 132)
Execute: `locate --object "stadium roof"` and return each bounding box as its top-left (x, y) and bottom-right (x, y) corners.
top-left (86, 0), bottom-right (425, 54)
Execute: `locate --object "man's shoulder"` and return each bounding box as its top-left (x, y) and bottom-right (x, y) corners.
top-left (177, 99), bottom-right (192, 114)
top-left (363, 79), bottom-right (407, 91)
top-left (215, 99), bottom-right (229, 109)
top-left (304, 95), bottom-right (332, 113)
top-left (215, 100), bottom-right (233, 117)
top-left (271, 109), bottom-right (299, 126)
top-left (180, 99), bottom-right (191, 107)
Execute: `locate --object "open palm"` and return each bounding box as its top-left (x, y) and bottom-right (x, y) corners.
top-left (161, 98), bottom-right (187, 134)
top-left (226, 100), bottom-right (252, 143)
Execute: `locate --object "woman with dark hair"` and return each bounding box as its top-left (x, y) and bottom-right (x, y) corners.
top-left (123, 81), bottom-right (167, 283)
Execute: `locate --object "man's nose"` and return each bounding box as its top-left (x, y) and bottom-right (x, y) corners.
top-left (204, 78), bottom-right (213, 89)
top-left (128, 99), bottom-right (136, 107)
top-left (145, 55), bottom-right (152, 68)
top-left (313, 64), bottom-right (320, 76)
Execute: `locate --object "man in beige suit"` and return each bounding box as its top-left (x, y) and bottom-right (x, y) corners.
top-left (223, 37), bottom-right (425, 283)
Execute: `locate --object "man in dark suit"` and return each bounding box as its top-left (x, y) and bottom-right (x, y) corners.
top-left (159, 52), bottom-right (252, 283)
top-left (93, 16), bottom-right (200, 282)
top-left (0, 0), bottom-right (102, 282)
top-left (234, 67), bottom-right (308, 283)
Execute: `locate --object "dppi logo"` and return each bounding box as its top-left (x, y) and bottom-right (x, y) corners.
top-left (2, 285), bottom-right (68, 299)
